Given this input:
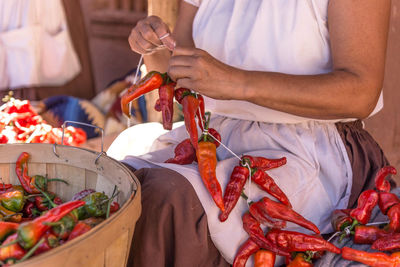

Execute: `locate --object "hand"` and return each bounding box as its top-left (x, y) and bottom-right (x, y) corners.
top-left (168, 47), bottom-right (243, 100)
top-left (128, 16), bottom-right (176, 55)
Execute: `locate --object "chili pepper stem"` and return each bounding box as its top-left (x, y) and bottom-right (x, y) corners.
top-left (106, 186), bottom-right (119, 219)
top-left (33, 183), bottom-right (56, 208)
top-left (0, 239), bottom-right (18, 248)
top-left (2, 213), bottom-right (22, 221)
top-left (17, 238), bottom-right (45, 263)
top-left (24, 194), bottom-right (43, 199)
top-left (241, 191), bottom-right (248, 201)
top-left (46, 178), bottom-right (69, 185)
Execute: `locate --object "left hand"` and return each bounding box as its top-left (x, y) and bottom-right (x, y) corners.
top-left (167, 47), bottom-right (243, 100)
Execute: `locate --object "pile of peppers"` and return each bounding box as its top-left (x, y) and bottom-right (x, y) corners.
top-left (329, 165), bottom-right (400, 266)
top-left (0, 152), bottom-right (120, 265)
top-left (0, 94), bottom-right (86, 146)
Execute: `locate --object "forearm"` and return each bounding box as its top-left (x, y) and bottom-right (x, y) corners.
top-left (234, 69), bottom-right (382, 120)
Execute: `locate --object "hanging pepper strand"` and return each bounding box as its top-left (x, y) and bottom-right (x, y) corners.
top-left (354, 225), bottom-right (390, 244)
top-left (219, 166), bottom-right (249, 222)
top-left (251, 168), bottom-right (291, 207)
top-left (165, 139), bottom-right (197, 165)
top-left (232, 238), bottom-right (260, 267)
top-left (120, 71), bottom-right (165, 117)
top-left (265, 229), bottom-right (341, 254)
top-left (249, 201), bottom-right (287, 229)
top-left (375, 166), bottom-right (397, 192)
top-left (182, 94), bottom-right (200, 150)
top-left (241, 155), bottom-right (287, 171)
top-left (196, 139), bottom-right (224, 212)
top-left (196, 94), bottom-right (205, 131)
top-left (341, 247), bottom-right (400, 267)
top-left (350, 189), bottom-right (379, 225)
top-left (158, 82), bottom-right (176, 130)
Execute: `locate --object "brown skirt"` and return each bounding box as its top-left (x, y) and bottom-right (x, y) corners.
top-left (127, 120), bottom-right (393, 267)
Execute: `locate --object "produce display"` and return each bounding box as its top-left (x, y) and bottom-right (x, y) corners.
top-left (121, 71), bottom-right (399, 266)
top-left (0, 152), bottom-right (119, 266)
top-left (0, 95), bottom-right (86, 146)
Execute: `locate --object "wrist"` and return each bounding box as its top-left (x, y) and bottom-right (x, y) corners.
top-left (231, 69), bottom-right (253, 102)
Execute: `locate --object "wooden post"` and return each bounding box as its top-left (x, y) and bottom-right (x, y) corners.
top-left (147, 0), bottom-right (179, 30)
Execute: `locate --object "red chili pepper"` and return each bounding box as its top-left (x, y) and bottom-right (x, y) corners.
top-left (232, 238), bottom-right (260, 267)
top-left (34, 231), bottom-right (59, 256)
top-left (182, 94), bottom-right (199, 150)
top-left (341, 247), bottom-right (400, 267)
top-left (158, 82), bottom-right (176, 130)
top-left (120, 71), bottom-right (165, 117)
top-left (0, 233), bottom-right (26, 261)
top-left (350, 189), bottom-right (379, 225)
top-left (196, 94), bottom-right (205, 131)
top-left (154, 99), bottom-right (161, 112)
top-left (371, 233), bottom-right (400, 251)
top-left (67, 222), bottom-right (92, 241)
top-left (17, 200), bottom-right (85, 249)
top-left (0, 184), bottom-right (13, 193)
top-left (249, 200), bottom-right (287, 229)
top-left (22, 202), bottom-right (35, 218)
top-left (165, 139), bottom-right (197, 165)
top-left (251, 168), bottom-right (291, 207)
top-left (378, 192), bottom-right (400, 215)
top-left (0, 222), bottom-right (19, 242)
top-left (353, 225), bottom-right (390, 244)
top-left (386, 203), bottom-right (400, 233)
top-left (196, 139), bottom-right (224, 211)
top-left (241, 155), bottom-right (287, 171)
top-left (265, 229), bottom-right (341, 254)
top-left (255, 197), bottom-right (320, 234)
top-left (375, 166), bottom-right (397, 192)
top-left (219, 166), bottom-right (249, 222)
top-left (331, 209), bottom-right (353, 232)
top-left (174, 88), bottom-right (190, 104)
top-left (207, 128), bottom-right (221, 148)
top-left (287, 253), bottom-right (313, 267)
top-left (254, 249), bottom-right (276, 267)
top-left (242, 212), bottom-right (290, 256)
top-left (15, 152), bottom-right (39, 194)
top-left (110, 202), bottom-right (119, 214)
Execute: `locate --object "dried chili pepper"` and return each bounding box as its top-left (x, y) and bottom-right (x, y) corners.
top-left (386, 203), bottom-right (400, 233)
top-left (67, 222), bottom-right (92, 241)
top-left (341, 247), bottom-right (400, 267)
top-left (205, 128), bottom-right (221, 148)
top-left (371, 232), bottom-right (400, 251)
top-left (158, 81), bottom-right (176, 130)
top-left (0, 233), bottom-right (26, 261)
top-left (196, 136), bottom-right (224, 212)
top-left (254, 197), bottom-right (320, 234)
top-left (0, 222), bottom-right (19, 242)
top-left (265, 229), bottom-right (340, 254)
top-left (232, 238), bottom-right (260, 267)
top-left (154, 99), bottom-right (161, 112)
top-left (331, 209), bottom-right (353, 232)
top-left (378, 191), bottom-right (400, 215)
top-left (182, 93), bottom-right (199, 150)
top-left (251, 169), bottom-right (291, 207)
top-left (196, 94), bottom-right (205, 131)
top-left (165, 139), bottom-right (196, 165)
top-left (219, 166), bottom-right (249, 222)
top-left (353, 225), bottom-right (390, 244)
top-left (375, 166), bottom-right (397, 192)
top-left (249, 200), bottom-right (287, 229)
top-left (254, 249), bottom-right (276, 267)
top-left (287, 253), bottom-right (313, 267)
top-left (349, 189), bottom-right (379, 225)
top-left (17, 200), bottom-right (85, 249)
top-left (241, 155), bottom-right (287, 171)
top-left (242, 212), bottom-right (289, 256)
top-left (120, 71), bottom-right (165, 116)
top-left (0, 190), bottom-right (24, 212)
top-left (174, 88), bottom-right (190, 103)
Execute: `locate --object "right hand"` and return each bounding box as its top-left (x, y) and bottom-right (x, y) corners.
top-left (128, 16), bottom-right (176, 55)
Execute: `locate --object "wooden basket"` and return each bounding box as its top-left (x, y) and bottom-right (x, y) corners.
top-left (0, 143), bottom-right (141, 267)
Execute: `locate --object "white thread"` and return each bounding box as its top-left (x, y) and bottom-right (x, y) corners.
top-left (243, 161), bottom-right (253, 205)
top-left (159, 33), bottom-right (170, 40)
top-left (207, 132), bottom-right (242, 161)
top-left (327, 231), bottom-right (340, 243)
top-left (127, 55), bottom-right (144, 128)
top-left (366, 221), bottom-right (390, 226)
top-left (194, 93), bottom-right (205, 130)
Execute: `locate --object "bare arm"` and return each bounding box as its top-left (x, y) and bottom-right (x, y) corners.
top-left (168, 0), bottom-right (391, 119)
top-left (128, 1), bottom-right (197, 73)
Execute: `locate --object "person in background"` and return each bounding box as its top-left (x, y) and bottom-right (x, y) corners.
top-left (108, 0), bottom-right (392, 266)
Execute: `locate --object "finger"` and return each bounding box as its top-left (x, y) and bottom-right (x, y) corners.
top-left (172, 46), bottom-right (198, 56)
top-left (133, 39), bottom-right (152, 55)
top-left (176, 78), bottom-right (195, 90)
top-left (169, 55), bottom-right (197, 67)
top-left (167, 65), bottom-right (194, 81)
top-left (148, 16), bottom-right (176, 50)
top-left (137, 21), bottom-right (163, 47)
top-left (136, 35), bottom-right (158, 53)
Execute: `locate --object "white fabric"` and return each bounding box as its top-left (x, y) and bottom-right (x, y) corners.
top-left (0, 0), bottom-right (81, 90)
top-left (108, 117), bottom-right (353, 266)
top-left (185, 0), bottom-right (383, 123)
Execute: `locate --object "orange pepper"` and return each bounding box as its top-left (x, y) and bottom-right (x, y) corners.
top-left (254, 249), bottom-right (276, 267)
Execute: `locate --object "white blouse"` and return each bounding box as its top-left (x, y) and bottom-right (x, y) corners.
top-left (184, 0), bottom-right (383, 123)
top-left (0, 0), bottom-right (81, 90)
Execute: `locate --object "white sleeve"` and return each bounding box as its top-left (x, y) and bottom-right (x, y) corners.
top-left (183, 0), bottom-right (202, 7)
